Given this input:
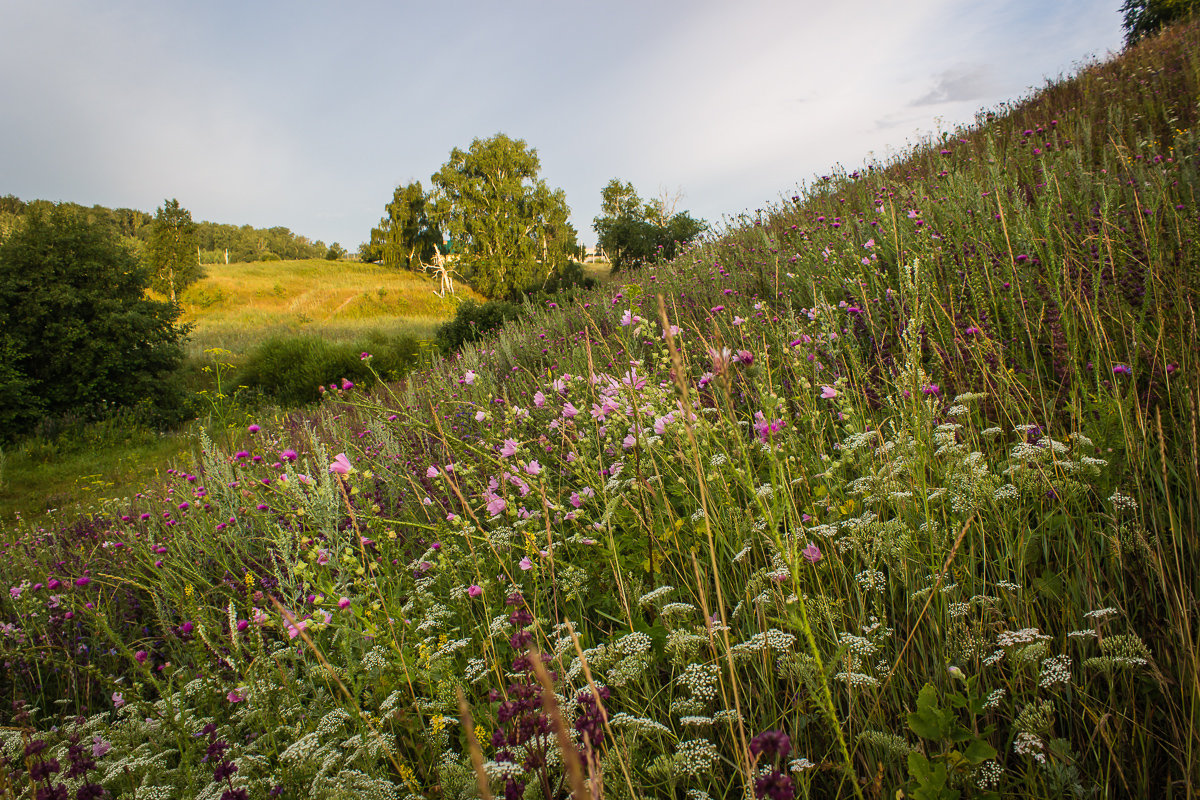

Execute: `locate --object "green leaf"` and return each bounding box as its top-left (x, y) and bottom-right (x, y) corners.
top-left (908, 684), bottom-right (954, 741)
top-left (963, 738), bottom-right (999, 765)
top-left (907, 752), bottom-right (961, 800)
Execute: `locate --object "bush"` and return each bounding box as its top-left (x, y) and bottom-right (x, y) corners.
top-left (433, 298), bottom-right (524, 353)
top-left (0, 205), bottom-right (187, 443)
top-left (236, 332), bottom-right (421, 406)
top-left (537, 260), bottom-right (597, 295)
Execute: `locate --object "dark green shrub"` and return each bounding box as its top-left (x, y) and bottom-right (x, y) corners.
top-left (434, 299), bottom-right (523, 353)
top-left (0, 205), bottom-right (187, 443)
top-left (537, 260), bottom-right (597, 295)
top-left (236, 332), bottom-right (421, 406)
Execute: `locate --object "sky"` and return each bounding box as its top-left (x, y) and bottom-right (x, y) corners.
top-left (1, 1), bottom-right (1126, 251)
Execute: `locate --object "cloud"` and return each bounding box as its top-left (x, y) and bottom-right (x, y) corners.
top-left (911, 65), bottom-right (1001, 106)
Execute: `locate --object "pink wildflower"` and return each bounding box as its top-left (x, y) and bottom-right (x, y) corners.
top-left (329, 453), bottom-right (352, 475)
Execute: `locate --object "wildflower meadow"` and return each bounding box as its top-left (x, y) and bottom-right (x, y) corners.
top-left (2, 21), bottom-right (1199, 800)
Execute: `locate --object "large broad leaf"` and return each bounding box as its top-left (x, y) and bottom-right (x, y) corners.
top-left (906, 753), bottom-right (961, 800)
top-left (908, 684), bottom-right (955, 741)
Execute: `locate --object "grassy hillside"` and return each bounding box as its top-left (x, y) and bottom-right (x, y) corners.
top-left (179, 258), bottom-right (483, 355)
top-left (0, 261), bottom-right (475, 522)
top-left (1, 21), bottom-right (1198, 800)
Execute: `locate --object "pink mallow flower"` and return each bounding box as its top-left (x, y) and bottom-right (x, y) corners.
top-left (820, 385), bottom-right (838, 399)
top-left (802, 543), bottom-right (823, 563)
top-left (468, 584), bottom-right (483, 598)
top-left (329, 453), bottom-right (352, 475)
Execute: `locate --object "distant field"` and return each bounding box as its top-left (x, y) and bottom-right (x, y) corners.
top-left (177, 258), bottom-right (483, 355)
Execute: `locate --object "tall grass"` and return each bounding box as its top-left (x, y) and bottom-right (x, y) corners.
top-left (0, 21), bottom-right (1197, 800)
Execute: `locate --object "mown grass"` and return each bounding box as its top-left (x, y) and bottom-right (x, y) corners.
top-left (0, 21), bottom-right (1197, 800)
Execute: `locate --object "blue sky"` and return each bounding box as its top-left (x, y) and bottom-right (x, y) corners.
top-left (1, 1), bottom-right (1125, 250)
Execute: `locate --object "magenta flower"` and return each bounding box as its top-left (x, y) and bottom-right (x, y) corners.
top-left (820, 385), bottom-right (838, 399)
top-left (248, 424), bottom-right (260, 433)
top-left (281, 449), bottom-right (297, 461)
top-left (227, 690), bottom-right (244, 703)
top-left (134, 650), bottom-right (148, 664)
top-left (500, 439), bottom-right (518, 458)
top-left (486, 495), bottom-right (507, 516)
top-left (341, 378), bottom-right (354, 390)
top-left (468, 584), bottom-right (483, 598)
top-left (338, 597), bottom-right (351, 609)
top-left (519, 556), bottom-right (534, 571)
top-left (317, 549), bottom-right (330, 566)
top-left (524, 460), bottom-right (542, 476)
top-left (802, 543), bottom-right (822, 563)
top-left (464, 370), bottom-right (476, 385)
top-left (329, 453), bottom-right (352, 475)
top-left (426, 465), bottom-right (439, 478)
top-left (534, 391), bottom-right (546, 408)
top-left (562, 402), bottom-right (579, 419)
top-left (112, 692), bottom-right (125, 709)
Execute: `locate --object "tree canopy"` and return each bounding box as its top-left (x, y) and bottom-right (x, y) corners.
top-left (430, 133), bottom-right (578, 299)
top-left (365, 181), bottom-right (441, 270)
top-left (148, 198), bottom-right (202, 304)
top-left (1122, 0), bottom-right (1199, 44)
top-left (0, 205), bottom-right (187, 441)
top-left (592, 179), bottom-right (706, 273)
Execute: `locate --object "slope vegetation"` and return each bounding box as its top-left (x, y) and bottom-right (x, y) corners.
top-left (1, 21), bottom-right (1197, 800)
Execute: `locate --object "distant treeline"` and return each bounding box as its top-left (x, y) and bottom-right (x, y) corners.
top-left (0, 194), bottom-right (328, 263)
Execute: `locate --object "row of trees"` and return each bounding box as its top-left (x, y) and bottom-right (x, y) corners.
top-left (0, 194), bottom-right (335, 268)
top-left (363, 134), bottom-right (706, 298)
